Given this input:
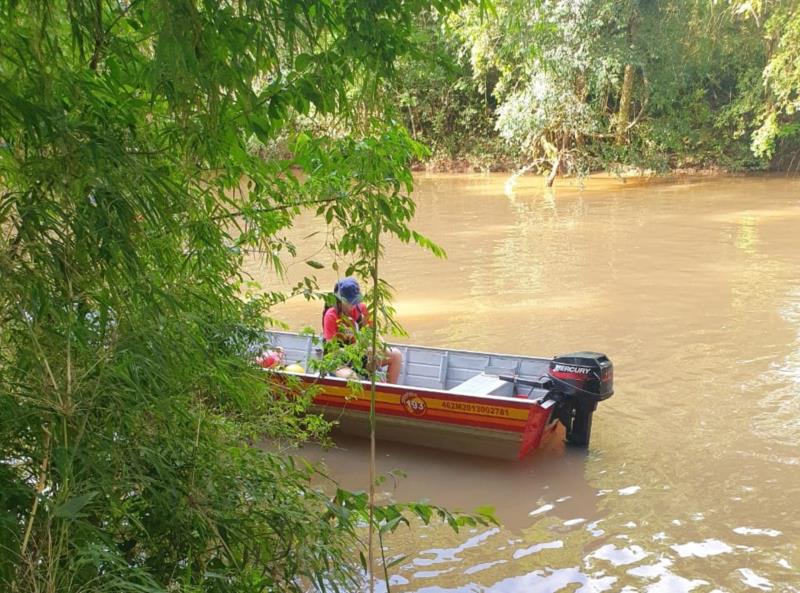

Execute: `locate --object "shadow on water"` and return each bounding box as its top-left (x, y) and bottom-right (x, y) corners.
top-left (295, 428), bottom-right (601, 531)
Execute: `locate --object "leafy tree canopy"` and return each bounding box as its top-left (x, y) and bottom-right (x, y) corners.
top-left (390, 0), bottom-right (799, 178)
top-left (0, 1), bottom-right (490, 592)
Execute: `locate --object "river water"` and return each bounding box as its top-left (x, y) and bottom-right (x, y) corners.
top-left (247, 174), bottom-right (800, 592)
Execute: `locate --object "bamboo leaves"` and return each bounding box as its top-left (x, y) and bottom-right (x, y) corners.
top-left (1, 1), bottom-right (477, 592)
top-left (52, 492), bottom-right (96, 520)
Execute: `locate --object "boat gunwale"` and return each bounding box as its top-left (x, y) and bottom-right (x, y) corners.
top-left (265, 329), bottom-right (554, 407)
top-left (265, 329), bottom-right (554, 366)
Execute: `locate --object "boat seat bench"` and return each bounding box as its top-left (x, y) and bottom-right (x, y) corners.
top-left (447, 373), bottom-right (510, 396)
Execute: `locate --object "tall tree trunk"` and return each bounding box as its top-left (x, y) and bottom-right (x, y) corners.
top-left (546, 153), bottom-right (560, 187)
top-left (407, 104), bottom-right (417, 139)
top-left (574, 73), bottom-right (587, 152)
top-left (558, 131), bottom-right (568, 174)
top-left (540, 135), bottom-right (560, 187)
top-left (616, 64), bottom-right (635, 145)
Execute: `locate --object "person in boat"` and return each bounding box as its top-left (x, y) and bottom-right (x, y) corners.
top-left (322, 277), bottom-right (402, 383)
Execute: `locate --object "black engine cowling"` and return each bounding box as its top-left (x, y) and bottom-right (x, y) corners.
top-left (548, 352), bottom-right (614, 447)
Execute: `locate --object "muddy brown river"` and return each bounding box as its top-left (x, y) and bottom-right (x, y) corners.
top-left (246, 174), bottom-right (800, 592)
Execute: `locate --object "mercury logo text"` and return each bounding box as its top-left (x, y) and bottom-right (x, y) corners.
top-left (554, 364), bottom-right (591, 374)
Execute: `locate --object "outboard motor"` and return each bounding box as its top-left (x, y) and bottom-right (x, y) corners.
top-left (548, 352), bottom-right (614, 447)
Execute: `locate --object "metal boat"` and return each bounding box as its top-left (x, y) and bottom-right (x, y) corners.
top-left (262, 331), bottom-right (614, 460)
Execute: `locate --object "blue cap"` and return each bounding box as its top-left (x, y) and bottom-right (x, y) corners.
top-left (335, 277), bottom-right (362, 305)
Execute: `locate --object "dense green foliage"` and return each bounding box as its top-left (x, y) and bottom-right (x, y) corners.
top-left (386, 12), bottom-right (514, 170)
top-left (391, 0), bottom-right (800, 178)
top-left (751, 0), bottom-right (800, 164)
top-left (0, 1), bottom-right (492, 592)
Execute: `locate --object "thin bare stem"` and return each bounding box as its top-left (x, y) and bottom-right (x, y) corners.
top-left (367, 212), bottom-right (381, 593)
top-left (19, 427), bottom-right (52, 559)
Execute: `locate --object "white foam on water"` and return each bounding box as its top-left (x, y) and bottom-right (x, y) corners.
top-left (412, 567), bottom-right (456, 579)
top-left (512, 539), bottom-right (564, 560)
top-left (528, 503), bottom-right (554, 516)
top-left (464, 559), bottom-right (507, 575)
top-left (413, 527), bottom-right (500, 566)
top-left (738, 568), bottom-right (773, 591)
top-left (488, 566), bottom-right (617, 593)
top-left (626, 557), bottom-right (673, 578)
top-left (373, 574), bottom-right (409, 593)
top-left (403, 585), bottom-right (467, 593)
top-left (733, 526), bottom-right (782, 537)
top-left (671, 539), bottom-right (733, 558)
top-left (645, 574), bottom-right (708, 593)
top-left (586, 519), bottom-right (605, 537)
top-left (589, 543), bottom-right (650, 566)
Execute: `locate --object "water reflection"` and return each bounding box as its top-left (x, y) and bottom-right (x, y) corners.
top-left (750, 288), bottom-right (800, 452)
top-left (300, 432), bottom-right (601, 530)
top-left (249, 174), bottom-right (800, 591)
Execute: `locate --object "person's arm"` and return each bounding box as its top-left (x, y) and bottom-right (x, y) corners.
top-left (322, 307), bottom-right (340, 341)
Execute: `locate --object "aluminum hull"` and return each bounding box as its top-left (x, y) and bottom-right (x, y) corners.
top-left (264, 332), bottom-right (564, 460)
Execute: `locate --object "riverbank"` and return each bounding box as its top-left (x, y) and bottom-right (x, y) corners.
top-left (410, 159), bottom-right (768, 187)
top-left (411, 156), bottom-right (761, 177)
